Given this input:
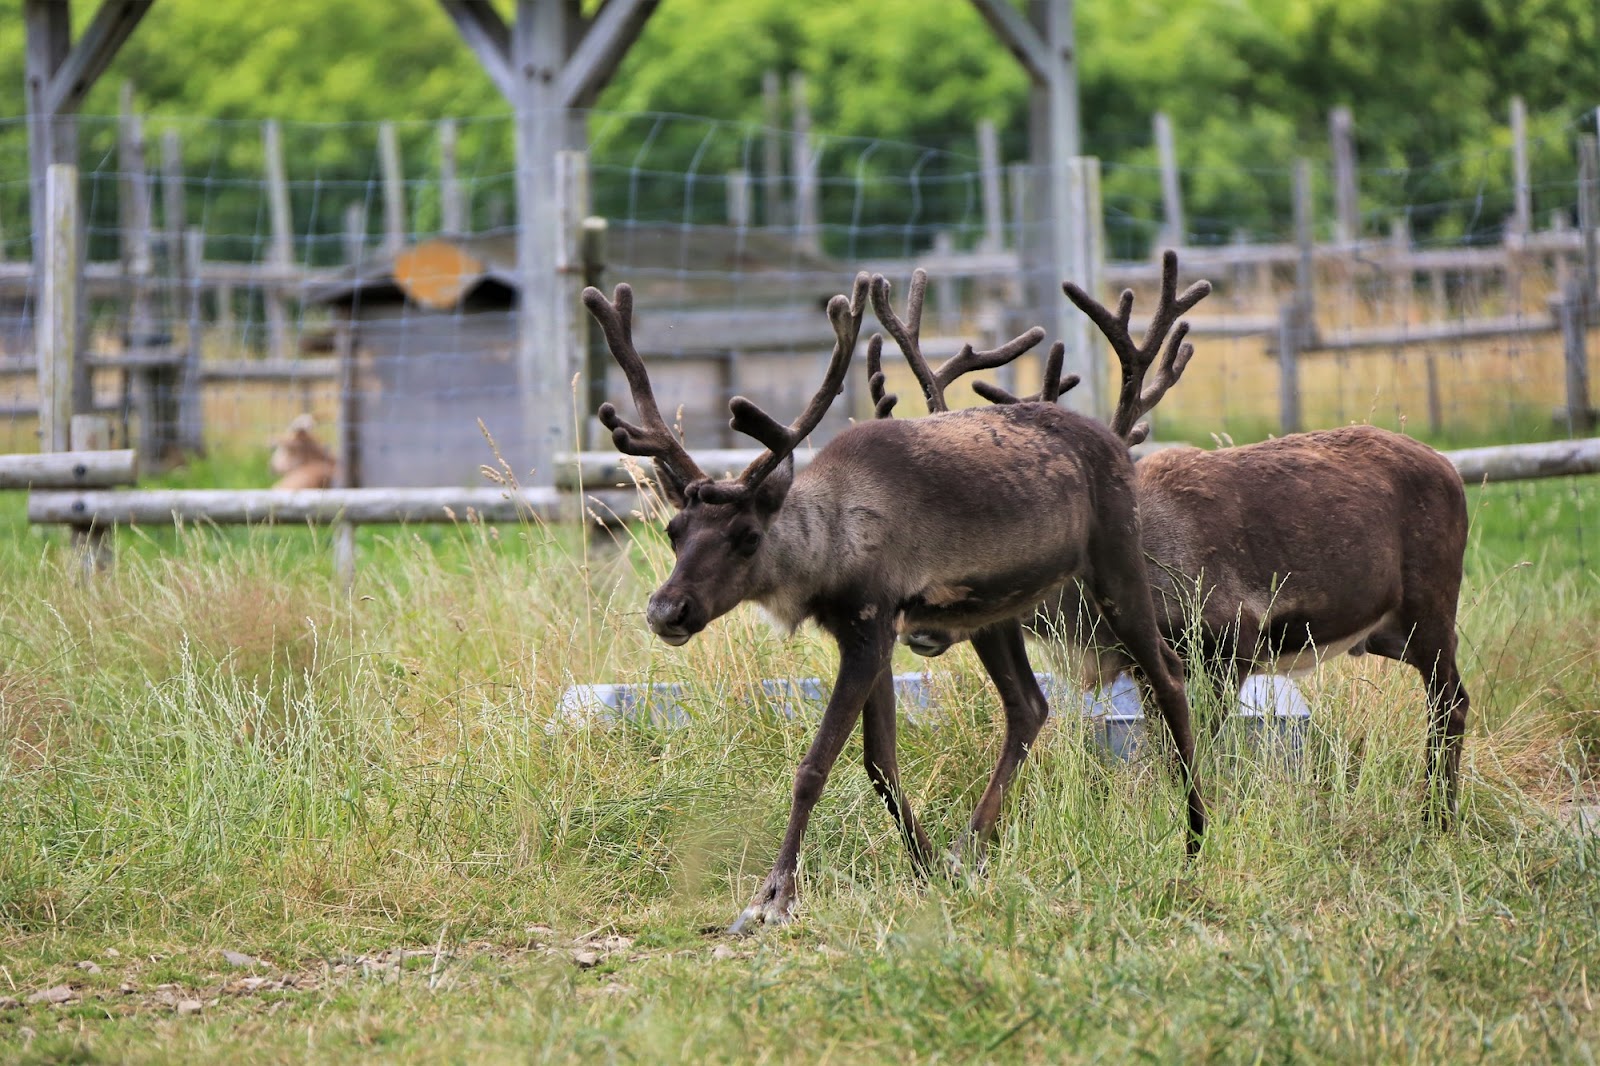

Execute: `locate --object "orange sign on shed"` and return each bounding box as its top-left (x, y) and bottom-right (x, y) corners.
top-left (392, 240), bottom-right (486, 310)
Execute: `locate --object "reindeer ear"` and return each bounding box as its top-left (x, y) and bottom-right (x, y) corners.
top-left (654, 460), bottom-right (692, 509)
top-left (752, 453), bottom-right (793, 516)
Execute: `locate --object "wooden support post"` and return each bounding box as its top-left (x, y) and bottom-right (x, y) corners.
top-left (762, 70), bottom-right (785, 228)
top-left (932, 231), bottom-right (959, 334)
top-left (180, 228), bottom-right (205, 455)
top-left (343, 202), bottom-right (366, 269)
top-left (1277, 302), bottom-right (1301, 436)
top-left (336, 206), bottom-right (365, 493)
top-left (557, 149), bottom-right (590, 453)
top-left (38, 163), bottom-right (77, 454)
top-left (1329, 106), bottom-right (1358, 244)
top-left (1579, 134), bottom-right (1599, 303)
top-left (1510, 95), bottom-right (1531, 239)
top-left (1559, 279), bottom-right (1595, 433)
top-left (1005, 161), bottom-right (1029, 305)
top-left (977, 119), bottom-right (1004, 253)
top-left (790, 72), bottom-right (819, 255)
top-left (262, 119), bottom-right (292, 361)
top-left (378, 121), bottom-right (406, 255)
top-left (69, 414), bottom-right (115, 576)
top-left (1153, 110), bottom-right (1184, 249)
top-left (1066, 155), bottom-right (1105, 416)
top-left (438, 118), bottom-right (464, 237)
top-left (581, 216), bottom-right (608, 448)
top-left (1389, 215), bottom-right (1412, 325)
top-left (726, 169), bottom-right (751, 228)
top-left (1293, 157), bottom-right (1316, 329)
top-left (120, 83), bottom-right (171, 466)
top-left (512, 0), bottom-right (572, 488)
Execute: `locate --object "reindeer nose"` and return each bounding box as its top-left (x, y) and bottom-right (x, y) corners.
top-left (646, 592), bottom-right (696, 645)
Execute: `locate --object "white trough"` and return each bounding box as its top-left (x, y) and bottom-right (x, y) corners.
top-left (556, 671), bottom-right (1311, 763)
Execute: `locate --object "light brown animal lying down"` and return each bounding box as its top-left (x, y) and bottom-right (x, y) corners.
top-left (270, 414), bottom-right (336, 490)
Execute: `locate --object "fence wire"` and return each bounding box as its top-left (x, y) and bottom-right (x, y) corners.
top-left (0, 107), bottom-right (1595, 566)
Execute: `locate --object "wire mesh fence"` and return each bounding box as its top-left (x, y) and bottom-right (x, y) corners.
top-left (0, 104), bottom-right (1596, 563)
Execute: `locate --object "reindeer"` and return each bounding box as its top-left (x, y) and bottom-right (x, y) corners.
top-left (583, 275), bottom-right (1206, 933)
top-left (885, 252), bottom-right (1472, 821)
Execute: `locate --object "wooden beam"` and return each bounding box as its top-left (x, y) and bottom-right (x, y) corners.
top-left (557, 0), bottom-right (660, 108)
top-left (967, 0), bottom-right (1048, 81)
top-left (1446, 438), bottom-right (1600, 484)
top-left (440, 0), bottom-right (515, 102)
top-left (42, 1), bottom-right (155, 117)
top-left (0, 449), bottom-right (137, 490)
top-left (28, 486), bottom-right (641, 526)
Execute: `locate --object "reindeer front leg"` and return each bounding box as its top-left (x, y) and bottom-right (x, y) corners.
top-left (729, 611), bottom-right (894, 934)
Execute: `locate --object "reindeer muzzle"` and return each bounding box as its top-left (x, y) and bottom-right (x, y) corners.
top-left (646, 591), bottom-right (702, 646)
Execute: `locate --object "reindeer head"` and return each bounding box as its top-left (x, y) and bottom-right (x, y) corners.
top-left (582, 277), bottom-right (870, 646)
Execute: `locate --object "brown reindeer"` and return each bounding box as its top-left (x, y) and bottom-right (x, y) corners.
top-left (583, 275), bottom-right (1205, 934)
top-left (889, 253), bottom-right (1472, 821)
top-left (269, 414), bottom-right (336, 490)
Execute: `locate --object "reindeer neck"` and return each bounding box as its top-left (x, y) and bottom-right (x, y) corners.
top-left (746, 478), bottom-right (847, 630)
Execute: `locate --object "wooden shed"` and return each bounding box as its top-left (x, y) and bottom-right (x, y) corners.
top-left (310, 226), bottom-right (851, 488)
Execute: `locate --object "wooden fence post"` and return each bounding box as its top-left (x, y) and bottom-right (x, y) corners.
top-left (726, 169), bottom-right (751, 228)
top-left (38, 163), bottom-right (78, 454)
top-left (262, 119), bottom-right (293, 361)
top-left (70, 414), bottom-right (114, 576)
top-left (378, 121), bottom-right (406, 255)
top-left (581, 215), bottom-right (608, 450)
top-left (790, 72), bottom-right (819, 255)
top-left (1559, 279), bottom-right (1594, 433)
top-left (762, 70), bottom-right (785, 228)
top-left (1154, 110), bottom-right (1184, 249)
top-left (438, 118), bottom-right (464, 237)
top-left (1510, 96), bottom-right (1531, 239)
top-left (1065, 155), bottom-right (1105, 417)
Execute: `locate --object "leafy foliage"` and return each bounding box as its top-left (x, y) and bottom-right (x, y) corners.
top-left (0, 0), bottom-right (1596, 256)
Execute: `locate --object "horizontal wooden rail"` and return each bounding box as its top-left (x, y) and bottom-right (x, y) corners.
top-left (28, 486), bottom-right (642, 526)
top-left (0, 449), bottom-right (137, 489)
top-left (1446, 437), bottom-right (1600, 483)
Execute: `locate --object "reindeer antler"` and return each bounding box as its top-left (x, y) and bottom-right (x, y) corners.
top-left (583, 283), bottom-right (710, 486)
top-left (970, 341), bottom-right (1080, 406)
top-left (697, 272), bottom-right (873, 505)
top-left (869, 270), bottom-right (1046, 415)
top-left (1066, 249), bottom-right (1212, 446)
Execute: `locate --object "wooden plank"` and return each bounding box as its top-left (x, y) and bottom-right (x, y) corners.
top-left (38, 163), bottom-right (77, 454)
top-left (0, 449), bottom-right (137, 490)
top-left (1446, 438), bottom-right (1600, 484)
top-left (1301, 313), bottom-right (1555, 353)
top-left (28, 486), bottom-right (641, 526)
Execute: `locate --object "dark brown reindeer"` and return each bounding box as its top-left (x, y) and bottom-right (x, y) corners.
top-left (583, 275), bottom-right (1205, 934)
top-left (889, 252), bottom-right (1472, 821)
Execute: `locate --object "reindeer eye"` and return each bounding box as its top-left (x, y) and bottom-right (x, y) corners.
top-left (732, 527), bottom-right (762, 557)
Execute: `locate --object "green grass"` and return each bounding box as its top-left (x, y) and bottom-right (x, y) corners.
top-left (0, 464), bottom-right (1597, 1062)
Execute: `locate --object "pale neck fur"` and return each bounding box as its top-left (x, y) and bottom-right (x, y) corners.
top-left (745, 477), bottom-right (848, 632)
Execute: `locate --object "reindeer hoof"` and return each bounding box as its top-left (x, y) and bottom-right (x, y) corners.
top-left (727, 875), bottom-right (795, 935)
